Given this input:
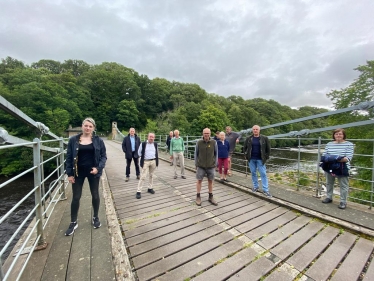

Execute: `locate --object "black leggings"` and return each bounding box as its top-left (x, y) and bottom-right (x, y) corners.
top-left (70, 166), bottom-right (100, 222)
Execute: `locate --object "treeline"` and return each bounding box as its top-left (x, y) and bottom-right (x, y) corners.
top-left (0, 56), bottom-right (330, 143)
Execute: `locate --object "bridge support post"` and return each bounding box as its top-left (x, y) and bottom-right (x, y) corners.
top-left (33, 138), bottom-right (47, 249)
top-left (59, 137), bottom-right (67, 200)
top-left (315, 137), bottom-right (323, 198)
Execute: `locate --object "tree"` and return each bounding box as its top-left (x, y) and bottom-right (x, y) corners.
top-left (116, 100), bottom-right (140, 129)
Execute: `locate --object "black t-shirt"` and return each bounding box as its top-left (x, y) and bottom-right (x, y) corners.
top-left (78, 143), bottom-right (95, 168)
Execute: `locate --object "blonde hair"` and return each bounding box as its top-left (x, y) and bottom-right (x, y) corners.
top-left (82, 117), bottom-right (96, 128)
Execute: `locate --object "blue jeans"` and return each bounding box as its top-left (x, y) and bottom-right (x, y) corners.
top-left (249, 159), bottom-right (269, 192)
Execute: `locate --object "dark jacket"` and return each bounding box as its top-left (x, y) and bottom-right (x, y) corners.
top-left (166, 135), bottom-right (173, 150)
top-left (122, 133), bottom-right (141, 159)
top-left (243, 134), bottom-right (270, 164)
top-left (66, 133), bottom-right (107, 178)
top-left (320, 154), bottom-right (349, 177)
top-left (139, 141), bottom-right (159, 168)
top-left (217, 139), bottom-right (230, 158)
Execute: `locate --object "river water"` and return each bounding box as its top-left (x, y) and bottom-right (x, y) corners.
top-left (0, 175), bottom-right (36, 263)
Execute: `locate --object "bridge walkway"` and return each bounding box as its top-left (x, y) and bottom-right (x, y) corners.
top-left (105, 140), bottom-right (374, 281)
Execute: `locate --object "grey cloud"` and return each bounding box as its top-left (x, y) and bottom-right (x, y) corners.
top-left (1, 0), bottom-right (373, 108)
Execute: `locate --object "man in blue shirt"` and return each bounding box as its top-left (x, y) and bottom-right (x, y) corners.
top-left (122, 128), bottom-right (141, 182)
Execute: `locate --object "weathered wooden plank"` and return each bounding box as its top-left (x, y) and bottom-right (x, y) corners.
top-left (131, 223), bottom-right (225, 269)
top-left (124, 208), bottom-right (203, 238)
top-left (271, 220), bottom-right (325, 259)
top-left (91, 184), bottom-right (116, 280)
top-left (135, 232), bottom-right (235, 280)
top-left (119, 198), bottom-right (188, 217)
top-left (265, 263), bottom-right (299, 281)
top-left (66, 188), bottom-right (92, 281)
top-left (305, 231), bottom-right (357, 281)
top-left (121, 205), bottom-right (195, 231)
top-left (227, 256), bottom-right (275, 281)
top-left (286, 226), bottom-right (339, 271)
top-left (19, 187), bottom-right (71, 281)
top-left (41, 192), bottom-right (74, 281)
top-left (129, 217), bottom-right (217, 257)
top-left (126, 212), bottom-right (213, 246)
top-left (364, 257), bottom-right (374, 280)
top-left (118, 202), bottom-right (191, 222)
top-left (224, 202), bottom-right (274, 225)
top-left (209, 197), bottom-right (261, 216)
top-left (258, 215), bottom-right (311, 249)
top-left (192, 247), bottom-right (259, 281)
top-left (331, 237), bottom-right (374, 281)
top-left (236, 206), bottom-right (289, 234)
top-left (245, 210), bottom-right (297, 241)
top-left (156, 238), bottom-right (244, 281)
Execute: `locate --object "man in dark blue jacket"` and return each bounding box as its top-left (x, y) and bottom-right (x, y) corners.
top-left (122, 128), bottom-right (141, 182)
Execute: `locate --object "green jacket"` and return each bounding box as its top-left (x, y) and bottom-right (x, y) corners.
top-left (170, 137), bottom-right (185, 155)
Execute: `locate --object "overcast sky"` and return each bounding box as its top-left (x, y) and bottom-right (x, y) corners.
top-left (1, 0), bottom-right (373, 108)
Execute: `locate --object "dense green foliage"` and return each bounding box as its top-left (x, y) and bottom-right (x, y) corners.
top-left (0, 56), bottom-right (332, 138)
top-left (1, 56), bottom-right (372, 178)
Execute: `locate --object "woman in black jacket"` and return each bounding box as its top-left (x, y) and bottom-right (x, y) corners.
top-left (65, 117), bottom-right (107, 236)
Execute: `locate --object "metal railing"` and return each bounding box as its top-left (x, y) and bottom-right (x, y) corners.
top-left (0, 138), bottom-right (67, 281)
top-left (113, 131), bottom-right (374, 209)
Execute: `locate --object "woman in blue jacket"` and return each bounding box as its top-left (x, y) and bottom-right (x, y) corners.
top-left (65, 117), bottom-right (107, 236)
top-left (217, 132), bottom-right (230, 181)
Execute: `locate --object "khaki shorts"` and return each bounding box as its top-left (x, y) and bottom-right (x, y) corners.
top-left (196, 167), bottom-right (215, 181)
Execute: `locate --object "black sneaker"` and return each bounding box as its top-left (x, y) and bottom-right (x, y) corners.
top-left (263, 191), bottom-right (272, 198)
top-left (338, 202), bottom-right (346, 209)
top-left (136, 192), bottom-right (141, 199)
top-left (65, 222), bottom-right (78, 236)
top-left (252, 187), bottom-right (259, 192)
top-left (92, 217), bottom-right (101, 229)
top-left (148, 188), bottom-right (155, 194)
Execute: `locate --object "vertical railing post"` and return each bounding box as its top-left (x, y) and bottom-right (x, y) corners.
top-left (186, 136), bottom-right (189, 159)
top-left (316, 137), bottom-right (322, 197)
top-left (0, 255), bottom-right (4, 280)
top-left (297, 136), bottom-right (301, 191)
top-left (60, 137), bottom-right (67, 200)
top-left (40, 150), bottom-right (47, 218)
top-left (33, 138), bottom-right (46, 248)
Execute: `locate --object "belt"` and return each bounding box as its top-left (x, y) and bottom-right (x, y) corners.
top-left (144, 159), bottom-right (155, 161)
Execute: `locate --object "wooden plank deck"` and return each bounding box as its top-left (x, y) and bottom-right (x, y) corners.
top-left (103, 140), bottom-right (374, 281)
top-left (11, 139), bottom-right (374, 281)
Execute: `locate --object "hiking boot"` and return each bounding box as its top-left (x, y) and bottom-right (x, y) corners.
top-left (196, 195), bottom-right (201, 206)
top-left (209, 196), bottom-right (218, 206)
top-left (92, 217), bottom-right (101, 229)
top-left (125, 177), bottom-right (129, 182)
top-left (148, 188), bottom-right (155, 194)
top-left (322, 198), bottom-right (332, 203)
top-left (263, 191), bottom-right (272, 198)
top-left (338, 202), bottom-right (346, 209)
top-left (65, 222), bottom-right (78, 236)
top-left (136, 192), bottom-right (141, 199)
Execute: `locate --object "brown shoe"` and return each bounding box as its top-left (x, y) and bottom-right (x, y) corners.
top-left (195, 196), bottom-right (201, 206)
top-left (136, 175), bottom-right (140, 180)
top-left (208, 196), bottom-right (218, 206)
top-left (125, 177), bottom-right (129, 182)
